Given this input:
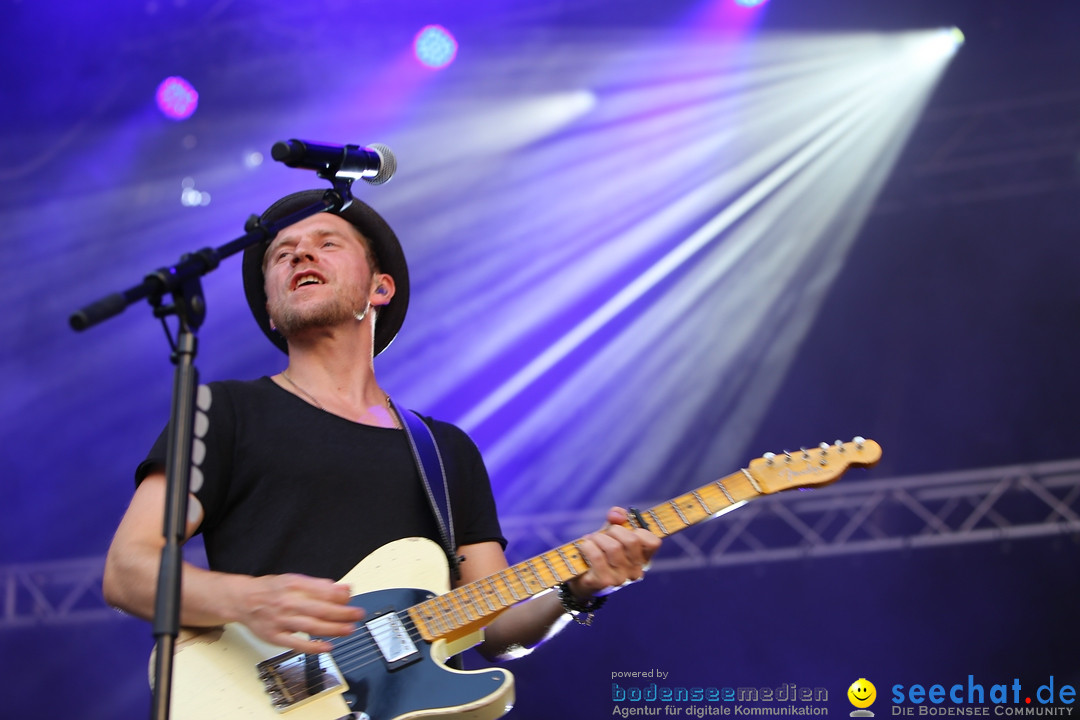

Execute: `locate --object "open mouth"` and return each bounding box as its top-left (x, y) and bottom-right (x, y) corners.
top-left (292, 272), bottom-right (326, 290)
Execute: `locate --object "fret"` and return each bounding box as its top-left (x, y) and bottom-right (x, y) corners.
top-left (477, 579), bottom-right (497, 613)
top-left (572, 541), bottom-right (591, 569)
top-left (716, 479), bottom-right (735, 504)
top-left (501, 570), bottom-right (521, 602)
top-left (458, 585), bottom-right (478, 621)
top-left (453, 592), bottom-right (472, 627)
top-left (439, 594), bottom-right (465, 630)
top-left (692, 490), bottom-right (711, 514)
top-left (670, 500), bottom-right (689, 526)
top-left (555, 547), bottom-right (577, 577)
top-left (647, 509), bottom-right (668, 535)
top-left (541, 554), bottom-right (560, 581)
top-left (448, 593), bottom-right (468, 629)
top-left (526, 560), bottom-right (547, 589)
top-left (511, 565), bottom-right (533, 595)
top-left (741, 468), bottom-right (763, 494)
top-left (426, 600), bottom-right (448, 636)
top-left (486, 576), bottom-right (509, 608)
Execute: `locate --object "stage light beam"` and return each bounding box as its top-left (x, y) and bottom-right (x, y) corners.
top-left (914, 27), bottom-right (965, 64)
top-left (368, 28), bottom-right (963, 513)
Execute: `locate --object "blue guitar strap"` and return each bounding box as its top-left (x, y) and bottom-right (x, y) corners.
top-left (388, 398), bottom-right (462, 582)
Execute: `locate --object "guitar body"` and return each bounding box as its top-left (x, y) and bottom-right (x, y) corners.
top-left (165, 538), bottom-right (515, 720)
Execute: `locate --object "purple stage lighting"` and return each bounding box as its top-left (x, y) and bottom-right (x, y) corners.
top-left (156, 76), bottom-right (198, 120)
top-left (414, 25), bottom-right (458, 69)
top-left (734, 0), bottom-right (769, 6)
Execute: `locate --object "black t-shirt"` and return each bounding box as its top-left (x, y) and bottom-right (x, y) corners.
top-left (137, 378), bottom-right (504, 581)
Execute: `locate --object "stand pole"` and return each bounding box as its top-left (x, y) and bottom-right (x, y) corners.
top-left (151, 328), bottom-right (199, 720)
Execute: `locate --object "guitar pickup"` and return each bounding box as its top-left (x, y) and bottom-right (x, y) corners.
top-left (365, 610), bottom-right (420, 670)
top-left (257, 650), bottom-right (345, 712)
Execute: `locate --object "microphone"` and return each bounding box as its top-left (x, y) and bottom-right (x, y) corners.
top-left (271, 140), bottom-right (397, 185)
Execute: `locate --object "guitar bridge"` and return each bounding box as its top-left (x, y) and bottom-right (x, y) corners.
top-left (257, 651), bottom-right (346, 712)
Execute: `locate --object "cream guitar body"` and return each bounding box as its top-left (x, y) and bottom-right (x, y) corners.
top-left (163, 538), bottom-right (513, 720)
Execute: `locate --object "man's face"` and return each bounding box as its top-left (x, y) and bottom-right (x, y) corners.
top-left (262, 213), bottom-right (381, 339)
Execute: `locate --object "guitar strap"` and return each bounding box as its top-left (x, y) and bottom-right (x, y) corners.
top-left (389, 399), bottom-right (462, 582)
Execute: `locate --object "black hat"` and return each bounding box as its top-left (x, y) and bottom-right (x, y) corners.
top-left (242, 190), bottom-right (409, 357)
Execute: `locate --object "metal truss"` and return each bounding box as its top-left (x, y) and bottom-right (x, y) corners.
top-left (874, 89), bottom-right (1080, 212)
top-left (0, 555), bottom-right (119, 629)
top-left (0, 546), bottom-right (207, 631)
top-left (499, 457), bottom-right (1080, 570)
top-left (3, 458), bottom-right (1079, 629)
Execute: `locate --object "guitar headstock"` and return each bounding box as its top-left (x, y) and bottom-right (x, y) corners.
top-left (747, 437), bottom-right (881, 494)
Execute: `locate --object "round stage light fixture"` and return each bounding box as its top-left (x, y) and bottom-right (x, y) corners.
top-left (414, 25), bottom-right (458, 69)
top-left (155, 76), bottom-right (199, 120)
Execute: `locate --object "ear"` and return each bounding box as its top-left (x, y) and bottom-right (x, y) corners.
top-left (370, 273), bottom-right (396, 306)
top-left (266, 303), bottom-right (277, 332)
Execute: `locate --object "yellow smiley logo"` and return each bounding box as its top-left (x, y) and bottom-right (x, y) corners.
top-left (848, 678), bottom-right (877, 709)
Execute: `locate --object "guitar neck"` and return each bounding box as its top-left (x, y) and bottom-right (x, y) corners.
top-left (407, 438), bottom-right (881, 644)
top-left (406, 467), bottom-right (759, 643)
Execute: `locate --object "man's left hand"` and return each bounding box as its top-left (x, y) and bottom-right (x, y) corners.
top-left (564, 506), bottom-right (662, 600)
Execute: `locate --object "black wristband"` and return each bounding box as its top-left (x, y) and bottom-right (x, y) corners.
top-left (557, 582), bottom-right (607, 625)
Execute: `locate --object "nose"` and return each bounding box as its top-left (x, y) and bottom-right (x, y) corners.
top-left (290, 237), bottom-right (319, 265)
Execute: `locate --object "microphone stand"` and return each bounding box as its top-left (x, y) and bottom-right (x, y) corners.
top-left (71, 179), bottom-right (357, 720)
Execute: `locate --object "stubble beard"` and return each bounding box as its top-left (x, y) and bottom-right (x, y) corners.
top-left (268, 282), bottom-right (370, 340)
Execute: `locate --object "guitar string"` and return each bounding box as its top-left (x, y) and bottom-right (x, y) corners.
top-left (315, 589), bottom-right (518, 682)
top-left (273, 487), bottom-right (745, 697)
top-left (329, 493), bottom-right (719, 673)
top-left (275, 576), bottom-right (525, 692)
top-left (325, 517), bottom-right (675, 676)
top-left (277, 474), bottom-right (823, 699)
top-left (308, 600), bottom-right (480, 675)
top-left (274, 607), bottom-right (473, 695)
top-left (276, 555), bottom-right (592, 695)
top-left (324, 597), bottom-right (484, 674)
top-left (270, 468), bottom-right (786, 701)
top-left (299, 537), bottom-right (625, 679)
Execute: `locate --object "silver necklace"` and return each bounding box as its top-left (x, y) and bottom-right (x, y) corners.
top-left (280, 371), bottom-right (398, 428)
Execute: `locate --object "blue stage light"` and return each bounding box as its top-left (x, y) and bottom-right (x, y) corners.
top-left (734, 0), bottom-right (769, 6)
top-left (414, 25), bottom-right (458, 69)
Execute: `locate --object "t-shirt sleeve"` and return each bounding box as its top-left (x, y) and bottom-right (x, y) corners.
top-left (132, 382), bottom-right (236, 534)
top-left (135, 428), bottom-right (168, 483)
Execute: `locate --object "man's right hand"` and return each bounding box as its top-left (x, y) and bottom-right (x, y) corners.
top-left (103, 473), bottom-right (364, 655)
top-left (231, 573), bottom-right (364, 654)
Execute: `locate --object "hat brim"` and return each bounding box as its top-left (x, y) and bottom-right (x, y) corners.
top-left (242, 190), bottom-right (409, 357)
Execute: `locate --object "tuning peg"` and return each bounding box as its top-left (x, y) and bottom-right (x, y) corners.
top-left (834, 440), bottom-right (844, 452)
top-left (783, 450), bottom-right (792, 463)
top-left (853, 436), bottom-right (865, 449)
top-left (763, 452), bottom-right (776, 465)
top-left (800, 447), bottom-right (810, 459)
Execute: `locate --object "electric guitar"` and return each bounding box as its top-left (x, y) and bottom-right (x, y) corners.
top-left (162, 438), bottom-right (881, 720)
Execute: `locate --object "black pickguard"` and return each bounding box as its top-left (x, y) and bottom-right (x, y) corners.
top-left (330, 588), bottom-right (507, 720)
